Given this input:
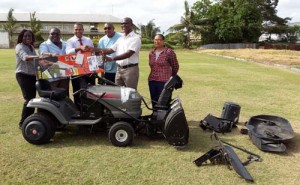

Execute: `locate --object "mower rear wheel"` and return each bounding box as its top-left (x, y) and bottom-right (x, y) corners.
top-left (22, 112), bottom-right (56, 145)
top-left (108, 122), bottom-right (134, 147)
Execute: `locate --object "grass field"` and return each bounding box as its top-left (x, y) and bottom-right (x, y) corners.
top-left (0, 49), bottom-right (299, 185)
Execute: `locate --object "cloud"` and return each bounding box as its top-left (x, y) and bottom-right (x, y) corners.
top-left (277, 0), bottom-right (300, 22)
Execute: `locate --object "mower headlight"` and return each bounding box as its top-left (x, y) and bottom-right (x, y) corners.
top-left (130, 92), bottom-right (138, 99)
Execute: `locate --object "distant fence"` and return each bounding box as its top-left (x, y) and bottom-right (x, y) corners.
top-left (264, 43), bottom-right (300, 51)
top-left (200, 43), bottom-right (258, 49)
top-left (199, 42), bottom-right (300, 51)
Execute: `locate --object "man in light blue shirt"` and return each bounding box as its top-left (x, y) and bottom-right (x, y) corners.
top-left (39, 27), bottom-right (69, 95)
top-left (98, 23), bottom-right (121, 83)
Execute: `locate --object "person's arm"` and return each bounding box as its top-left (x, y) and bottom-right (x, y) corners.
top-left (168, 49), bottom-right (179, 75)
top-left (16, 44), bottom-right (39, 62)
top-left (39, 42), bottom-right (58, 57)
top-left (66, 40), bottom-right (76, 54)
top-left (104, 36), bottom-right (139, 62)
top-left (24, 55), bottom-right (39, 61)
top-left (104, 50), bottom-right (135, 62)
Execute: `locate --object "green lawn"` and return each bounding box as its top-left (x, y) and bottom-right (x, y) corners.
top-left (0, 49), bottom-right (299, 185)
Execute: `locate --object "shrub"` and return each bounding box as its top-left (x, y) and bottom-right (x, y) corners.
top-left (141, 38), bottom-right (153, 44)
top-left (141, 44), bottom-right (154, 50)
top-left (92, 38), bottom-right (99, 47)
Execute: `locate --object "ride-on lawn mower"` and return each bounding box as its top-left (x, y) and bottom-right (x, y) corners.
top-left (21, 53), bottom-right (189, 147)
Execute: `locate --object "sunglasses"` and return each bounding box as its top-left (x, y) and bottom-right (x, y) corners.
top-left (104, 27), bottom-right (112, 30)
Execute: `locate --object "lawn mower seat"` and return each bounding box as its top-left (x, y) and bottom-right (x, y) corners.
top-left (155, 75), bottom-right (183, 109)
top-left (36, 79), bottom-right (67, 101)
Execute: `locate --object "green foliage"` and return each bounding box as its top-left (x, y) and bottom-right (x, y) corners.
top-left (191, 0), bottom-right (287, 44)
top-left (29, 12), bottom-right (44, 47)
top-left (92, 38), bottom-right (99, 47)
top-left (168, 0), bottom-right (197, 48)
top-left (139, 19), bottom-right (160, 40)
top-left (141, 37), bottom-right (152, 44)
top-left (283, 25), bottom-right (300, 43)
top-left (141, 43), bottom-right (154, 50)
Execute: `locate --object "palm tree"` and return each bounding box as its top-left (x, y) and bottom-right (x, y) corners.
top-left (29, 11), bottom-right (42, 34)
top-left (2, 8), bottom-right (18, 48)
top-left (139, 19), bottom-right (160, 40)
top-left (168, 0), bottom-right (195, 48)
top-left (29, 11), bottom-right (44, 46)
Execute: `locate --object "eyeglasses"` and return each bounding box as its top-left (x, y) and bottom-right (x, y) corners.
top-left (121, 22), bottom-right (129, 25)
top-left (104, 27), bottom-right (112, 30)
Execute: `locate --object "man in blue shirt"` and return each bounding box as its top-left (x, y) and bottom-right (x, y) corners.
top-left (39, 27), bottom-right (69, 95)
top-left (98, 23), bottom-right (121, 83)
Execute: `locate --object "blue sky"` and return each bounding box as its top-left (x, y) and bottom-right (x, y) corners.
top-left (0, 0), bottom-right (299, 33)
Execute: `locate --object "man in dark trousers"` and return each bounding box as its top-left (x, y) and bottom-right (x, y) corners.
top-left (66, 22), bottom-right (95, 107)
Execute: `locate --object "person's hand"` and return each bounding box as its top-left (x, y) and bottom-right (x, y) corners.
top-left (103, 55), bottom-right (113, 62)
top-left (99, 49), bottom-right (104, 56)
top-left (51, 53), bottom-right (59, 57)
top-left (80, 45), bottom-right (92, 52)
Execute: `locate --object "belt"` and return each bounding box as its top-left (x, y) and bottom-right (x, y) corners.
top-left (118, 63), bottom-right (138, 69)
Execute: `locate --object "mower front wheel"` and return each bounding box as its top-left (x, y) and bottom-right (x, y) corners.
top-left (22, 112), bottom-right (56, 145)
top-left (108, 122), bottom-right (135, 147)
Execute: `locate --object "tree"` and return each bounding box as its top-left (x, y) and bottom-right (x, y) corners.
top-left (259, 0), bottom-right (291, 40)
top-left (29, 11), bottom-right (44, 46)
top-left (2, 8), bottom-right (18, 48)
top-left (191, 0), bottom-right (286, 44)
top-left (168, 0), bottom-right (196, 48)
top-left (139, 19), bottom-right (160, 40)
top-left (282, 25), bottom-right (300, 43)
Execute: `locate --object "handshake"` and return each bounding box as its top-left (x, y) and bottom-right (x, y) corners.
top-left (90, 48), bottom-right (114, 62)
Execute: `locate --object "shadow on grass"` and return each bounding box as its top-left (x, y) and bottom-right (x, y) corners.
top-left (280, 132), bottom-right (300, 155)
top-left (40, 120), bottom-right (298, 158)
top-left (45, 125), bottom-right (111, 148)
top-left (38, 120), bottom-right (246, 151)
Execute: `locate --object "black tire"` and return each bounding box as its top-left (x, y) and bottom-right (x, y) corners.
top-left (108, 122), bottom-right (135, 147)
top-left (37, 108), bottom-right (62, 131)
top-left (22, 112), bottom-right (56, 145)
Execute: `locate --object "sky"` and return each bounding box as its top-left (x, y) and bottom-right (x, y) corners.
top-left (0, 0), bottom-right (299, 33)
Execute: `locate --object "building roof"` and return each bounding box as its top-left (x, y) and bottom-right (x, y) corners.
top-left (0, 13), bottom-right (122, 23)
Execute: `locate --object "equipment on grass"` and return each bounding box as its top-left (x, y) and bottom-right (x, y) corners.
top-left (194, 132), bottom-right (262, 182)
top-left (221, 102), bottom-right (241, 125)
top-left (199, 114), bottom-right (234, 133)
top-left (245, 115), bottom-right (294, 152)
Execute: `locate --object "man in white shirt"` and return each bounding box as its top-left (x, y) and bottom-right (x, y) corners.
top-left (101, 17), bottom-right (141, 90)
top-left (66, 22), bottom-right (94, 54)
top-left (66, 23), bottom-right (95, 107)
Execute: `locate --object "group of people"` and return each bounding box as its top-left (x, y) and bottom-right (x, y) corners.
top-left (15, 17), bottom-right (180, 128)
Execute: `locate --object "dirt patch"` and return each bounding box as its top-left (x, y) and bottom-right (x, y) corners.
top-left (196, 49), bottom-right (300, 68)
